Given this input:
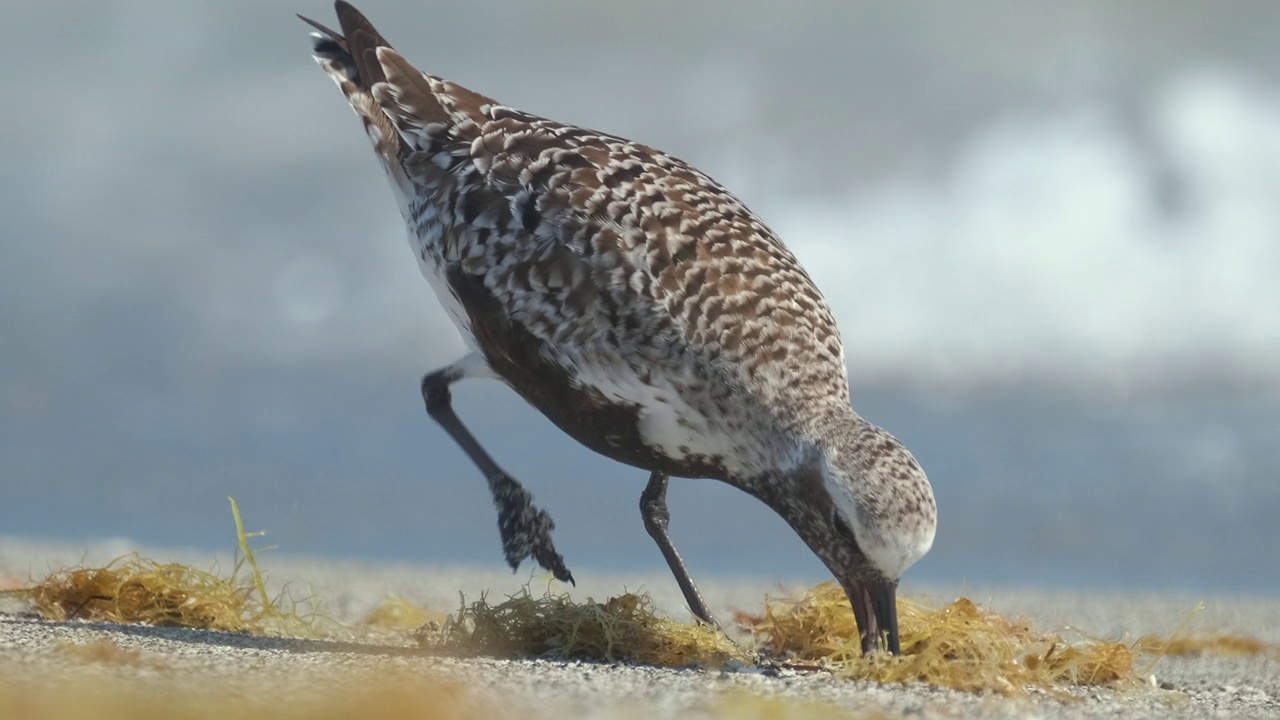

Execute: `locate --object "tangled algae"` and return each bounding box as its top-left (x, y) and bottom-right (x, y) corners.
top-left (24, 554), bottom-right (259, 632)
top-left (11, 500), bottom-right (325, 635)
top-left (361, 594), bottom-right (448, 630)
top-left (15, 552), bottom-right (328, 636)
top-left (417, 589), bottom-right (748, 668)
top-left (1135, 633), bottom-right (1279, 659)
top-left (738, 581), bottom-right (1135, 694)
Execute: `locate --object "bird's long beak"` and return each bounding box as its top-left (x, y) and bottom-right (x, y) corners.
top-left (848, 578), bottom-right (900, 655)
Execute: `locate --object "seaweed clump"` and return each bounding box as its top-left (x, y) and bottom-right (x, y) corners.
top-left (360, 594), bottom-right (448, 630)
top-left (26, 553), bottom-right (258, 632)
top-left (417, 589), bottom-right (747, 668)
top-left (738, 581), bottom-right (1135, 694)
top-left (10, 498), bottom-right (324, 635)
top-left (1135, 633), bottom-right (1279, 659)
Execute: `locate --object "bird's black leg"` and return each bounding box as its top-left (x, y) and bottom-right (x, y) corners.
top-left (640, 471), bottom-right (719, 628)
top-left (421, 360), bottom-right (573, 585)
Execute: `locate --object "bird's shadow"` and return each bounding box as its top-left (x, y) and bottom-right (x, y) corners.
top-left (4, 613), bottom-right (789, 674)
top-left (3, 613), bottom-right (432, 659)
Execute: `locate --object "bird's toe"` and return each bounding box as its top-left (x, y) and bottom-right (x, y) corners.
top-left (494, 485), bottom-right (572, 583)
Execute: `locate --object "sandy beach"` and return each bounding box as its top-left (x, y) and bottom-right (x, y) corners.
top-left (1, 537), bottom-right (1277, 719)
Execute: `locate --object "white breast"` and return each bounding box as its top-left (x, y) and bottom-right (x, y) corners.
top-left (571, 359), bottom-right (767, 478)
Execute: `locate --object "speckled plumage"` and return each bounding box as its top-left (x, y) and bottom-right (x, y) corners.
top-left (302, 1), bottom-right (936, 655)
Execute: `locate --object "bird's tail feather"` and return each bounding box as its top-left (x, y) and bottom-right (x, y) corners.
top-left (299, 1), bottom-right (402, 161)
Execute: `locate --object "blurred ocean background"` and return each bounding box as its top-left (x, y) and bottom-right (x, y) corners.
top-left (2, 1), bottom-right (1277, 594)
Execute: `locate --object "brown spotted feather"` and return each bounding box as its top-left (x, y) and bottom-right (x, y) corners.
top-left (367, 53), bottom-right (851, 451)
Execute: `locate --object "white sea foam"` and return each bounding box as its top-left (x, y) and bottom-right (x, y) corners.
top-left (778, 69), bottom-right (1280, 393)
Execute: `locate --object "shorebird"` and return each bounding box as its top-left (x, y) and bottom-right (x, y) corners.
top-left (301, 1), bottom-right (936, 655)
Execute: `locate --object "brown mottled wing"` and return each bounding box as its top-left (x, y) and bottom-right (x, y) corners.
top-left (369, 45), bottom-right (850, 423)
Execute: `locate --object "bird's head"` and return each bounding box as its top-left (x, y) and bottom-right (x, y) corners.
top-left (776, 420), bottom-right (936, 655)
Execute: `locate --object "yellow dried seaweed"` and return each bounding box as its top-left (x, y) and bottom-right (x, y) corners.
top-left (1135, 633), bottom-right (1278, 658)
top-left (27, 554), bottom-right (256, 632)
top-left (361, 594), bottom-right (447, 630)
top-left (418, 588), bottom-right (747, 668)
top-left (8, 497), bottom-right (327, 636)
top-left (738, 581), bottom-right (1136, 694)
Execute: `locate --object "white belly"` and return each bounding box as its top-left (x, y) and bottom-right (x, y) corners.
top-left (411, 236), bottom-right (480, 352)
top-left (383, 172), bottom-right (481, 354)
top-left (571, 359), bottom-right (761, 478)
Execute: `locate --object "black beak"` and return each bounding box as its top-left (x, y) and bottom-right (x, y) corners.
top-left (848, 578), bottom-right (900, 656)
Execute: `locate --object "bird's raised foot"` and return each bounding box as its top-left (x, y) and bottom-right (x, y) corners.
top-left (490, 473), bottom-right (574, 585)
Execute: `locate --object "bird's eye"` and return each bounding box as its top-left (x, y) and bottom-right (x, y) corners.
top-left (832, 510), bottom-right (857, 544)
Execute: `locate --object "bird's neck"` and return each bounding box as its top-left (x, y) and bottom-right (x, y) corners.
top-left (805, 397), bottom-right (871, 452)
